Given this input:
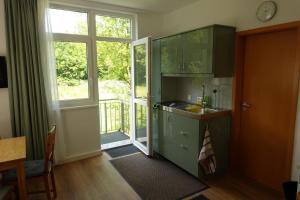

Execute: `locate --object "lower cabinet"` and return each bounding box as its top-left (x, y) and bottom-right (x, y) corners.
top-left (155, 110), bottom-right (231, 178)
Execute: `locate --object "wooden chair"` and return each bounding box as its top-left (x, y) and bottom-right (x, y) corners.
top-left (0, 185), bottom-right (13, 200)
top-left (3, 126), bottom-right (57, 200)
top-left (0, 137), bottom-right (14, 200)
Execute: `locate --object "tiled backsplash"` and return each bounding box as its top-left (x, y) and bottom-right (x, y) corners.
top-left (162, 77), bottom-right (233, 109)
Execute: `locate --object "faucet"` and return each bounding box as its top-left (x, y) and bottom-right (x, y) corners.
top-left (201, 84), bottom-right (207, 109)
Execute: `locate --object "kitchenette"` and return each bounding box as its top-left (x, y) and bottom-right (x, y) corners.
top-left (151, 24), bottom-right (235, 179)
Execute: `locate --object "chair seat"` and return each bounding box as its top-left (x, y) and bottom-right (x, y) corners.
top-left (2, 160), bottom-right (50, 182)
top-left (0, 185), bottom-right (13, 199)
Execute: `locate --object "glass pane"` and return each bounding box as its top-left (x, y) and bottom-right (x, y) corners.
top-left (134, 44), bottom-right (147, 98)
top-left (50, 9), bottom-right (88, 35)
top-left (54, 42), bottom-right (89, 100)
top-left (96, 41), bottom-right (131, 100)
top-left (135, 104), bottom-right (147, 147)
top-left (96, 41), bottom-right (132, 141)
top-left (96, 15), bottom-right (131, 39)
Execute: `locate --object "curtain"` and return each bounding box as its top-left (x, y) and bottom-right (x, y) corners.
top-left (4, 0), bottom-right (49, 160)
top-left (38, 0), bottom-right (66, 163)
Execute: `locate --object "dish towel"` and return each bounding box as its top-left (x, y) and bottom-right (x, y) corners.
top-left (198, 126), bottom-right (216, 174)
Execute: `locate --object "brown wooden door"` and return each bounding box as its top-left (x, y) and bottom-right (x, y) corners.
top-left (239, 29), bottom-right (298, 191)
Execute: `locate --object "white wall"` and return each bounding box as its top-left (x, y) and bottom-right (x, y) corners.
top-left (0, 0), bottom-right (12, 139)
top-left (159, 0), bottom-right (300, 181)
top-left (137, 12), bottom-right (162, 38)
top-left (60, 106), bottom-right (101, 162)
top-left (159, 0), bottom-right (300, 35)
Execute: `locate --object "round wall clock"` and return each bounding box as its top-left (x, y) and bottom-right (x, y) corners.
top-left (256, 1), bottom-right (277, 22)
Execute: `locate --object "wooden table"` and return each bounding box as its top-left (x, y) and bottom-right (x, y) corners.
top-left (0, 136), bottom-right (27, 200)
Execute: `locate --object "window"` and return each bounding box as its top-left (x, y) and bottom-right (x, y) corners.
top-left (50, 9), bottom-right (88, 35)
top-left (49, 6), bottom-right (135, 106)
top-left (95, 15), bottom-right (132, 101)
top-left (96, 15), bottom-right (131, 39)
top-left (54, 41), bottom-right (89, 100)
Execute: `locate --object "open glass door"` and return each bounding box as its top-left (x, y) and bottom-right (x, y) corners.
top-left (131, 37), bottom-right (151, 155)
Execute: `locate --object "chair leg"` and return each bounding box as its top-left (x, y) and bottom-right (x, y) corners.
top-left (50, 170), bottom-right (57, 199)
top-left (44, 175), bottom-right (52, 200)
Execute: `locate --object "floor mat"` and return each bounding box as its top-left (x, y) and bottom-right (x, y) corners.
top-left (105, 144), bottom-right (140, 158)
top-left (110, 153), bottom-right (208, 200)
top-left (101, 132), bottom-right (130, 145)
top-left (192, 194), bottom-right (209, 200)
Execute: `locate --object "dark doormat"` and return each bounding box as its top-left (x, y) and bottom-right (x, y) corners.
top-left (105, 144), bottom-right (140, 158)
top-left (192, 194), bottom-right (209, 200)
top-left (101, 132), bottom-right (130, 144)
top-left (110, 153), bottom-right (208, 200)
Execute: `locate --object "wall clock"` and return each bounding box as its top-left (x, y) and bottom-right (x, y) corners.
top-left (256, 1), bottom-right (277, 22)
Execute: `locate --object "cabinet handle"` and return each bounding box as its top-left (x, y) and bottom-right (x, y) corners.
top-left (180, 144), bottom-right (188, 150)
top-left (180, 131), bottom-right (188, 136)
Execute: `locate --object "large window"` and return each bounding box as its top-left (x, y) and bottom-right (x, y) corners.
top-left (49, 7), bottom-right (135, 106)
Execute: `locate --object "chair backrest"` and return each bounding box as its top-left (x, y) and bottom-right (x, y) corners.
top-left (44, 125), bottom-right (56, 173)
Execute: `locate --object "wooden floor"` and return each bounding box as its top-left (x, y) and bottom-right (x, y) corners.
top-left (26, 153), bottom-right (282, 200)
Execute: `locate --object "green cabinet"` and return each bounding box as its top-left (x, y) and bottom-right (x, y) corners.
top-left (182, 28), bottom-right (213, 74)
top-left (155, 110), bottom-right (231, 178)
top-left (160, 35), bottom-right (182, 74)
top-left (151, 40), bottom-right (161, 153)
top-left (157, 111), bottom-right (200, 177)
top-left (172, 113), bottom-right (200, 177)
top-left (157, 25), bottom-right (235, 77)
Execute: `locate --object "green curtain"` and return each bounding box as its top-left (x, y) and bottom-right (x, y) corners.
top-left (4, 0), bottom-right (49, 160)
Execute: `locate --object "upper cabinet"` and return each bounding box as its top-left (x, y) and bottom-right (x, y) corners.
top-left (182, 28), bottom-right (213, 74)
top-left (160, 35), bottom-right (182, 74)
top-left (158, 25), bottom-right (235, 77)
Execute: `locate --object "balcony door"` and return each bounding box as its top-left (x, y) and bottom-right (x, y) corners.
top-left (132, 37), bottom-right (151, 155)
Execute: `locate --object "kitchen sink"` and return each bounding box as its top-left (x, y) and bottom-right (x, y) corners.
top-left (182, 105), bottom-right (218, 114)
top-left (159, 101), bottom-right (231, 120)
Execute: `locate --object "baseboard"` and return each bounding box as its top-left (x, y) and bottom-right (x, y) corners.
top-left (56, 150), bottom-right (102, 165)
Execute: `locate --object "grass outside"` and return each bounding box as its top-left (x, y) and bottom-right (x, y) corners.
top-left (58, 80), bottom-right (146, 101)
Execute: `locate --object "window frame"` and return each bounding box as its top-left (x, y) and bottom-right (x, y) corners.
top-left (50, 4), bottom-right (137, 108)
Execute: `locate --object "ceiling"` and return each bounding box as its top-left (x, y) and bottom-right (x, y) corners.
top-left (88, 0), bottom-right (200, 13)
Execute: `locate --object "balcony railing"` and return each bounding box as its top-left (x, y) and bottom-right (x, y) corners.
top-left (99, 99), bottom-right (130, 135)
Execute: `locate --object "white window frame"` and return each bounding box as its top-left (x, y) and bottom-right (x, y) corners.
top-left (50, 4), bottom-right (137, 108)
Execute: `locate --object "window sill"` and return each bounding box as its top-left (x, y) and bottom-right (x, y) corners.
top-left (60, 104), bottom-right (98, 111)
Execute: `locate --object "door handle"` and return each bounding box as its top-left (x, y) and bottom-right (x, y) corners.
top-left (180, 131), bottom-right (188, 136)
top-left (242, 102), bottom-right (251, 111)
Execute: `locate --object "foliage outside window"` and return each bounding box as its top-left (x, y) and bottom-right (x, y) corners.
top-left (96, 15), bottom-right (131, 39)
top-left (50, 8), bottom-right (133, 102)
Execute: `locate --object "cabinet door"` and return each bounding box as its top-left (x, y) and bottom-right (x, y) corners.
top-left (158, 111), bottom-right (177, 160)
top-left (161, 35), bottom-right (182, 74)
top-left (182, 27), bottom-right (213, 73)
top-left (173, 114), bottom-right (199, 177)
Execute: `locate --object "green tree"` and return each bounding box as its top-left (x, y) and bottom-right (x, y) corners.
top-left (97, 41), bottom-right (131, 85)
top-left (54, 42), bottom-right (88, 86)
top-left (54, 15), bottom-right (131, 87)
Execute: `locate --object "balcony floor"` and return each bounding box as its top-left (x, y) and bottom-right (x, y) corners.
top-left (101, 131), bottom-right (130, 145)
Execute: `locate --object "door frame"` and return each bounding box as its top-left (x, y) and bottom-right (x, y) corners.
top-left (231, 21), bottom-right (300, 180)
top-left (131, 37), bottom-right (152, 155)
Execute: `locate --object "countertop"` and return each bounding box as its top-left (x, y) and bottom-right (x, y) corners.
top-left (158, 101), bottom-right (231, 120)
